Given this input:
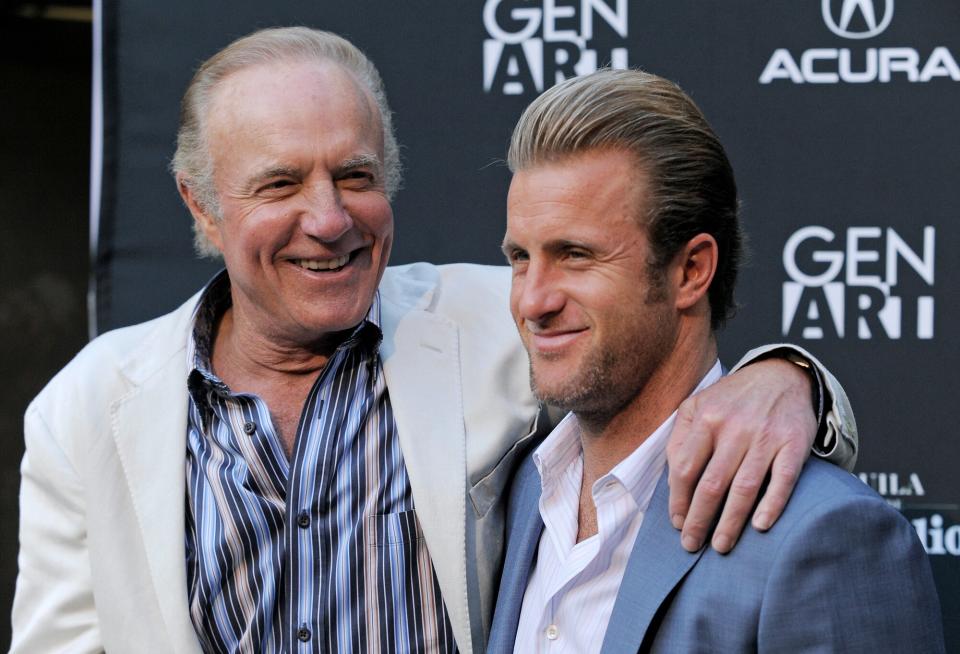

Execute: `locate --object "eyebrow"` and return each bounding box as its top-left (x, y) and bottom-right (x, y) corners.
top-left (244, 154), bottom-right (383, 190)
top-left (547, 238), bottom-right (591, 252)
top-left (245, 165), bottom-right (300, 190)
top-left (500, 237), bottom-right (521, 256)
top-left (501, 237), bottom-right (592, 254)
top-left (335, 153), bottom-right (382, 175)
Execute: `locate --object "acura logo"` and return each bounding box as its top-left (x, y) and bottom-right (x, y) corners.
top-left (822, 0), bottom-right (894, 39)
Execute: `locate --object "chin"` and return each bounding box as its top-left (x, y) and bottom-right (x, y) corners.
top-left (529, 374), bottom-right (571, 406)
top-left (304, 295), bottom-right (371, 325)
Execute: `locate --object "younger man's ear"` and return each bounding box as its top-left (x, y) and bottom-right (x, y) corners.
top-left (674, 233), bottom-right (718, 311)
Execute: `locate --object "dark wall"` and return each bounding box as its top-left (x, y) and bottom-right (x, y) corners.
top-left (0, 12), bottom-right (91, 650)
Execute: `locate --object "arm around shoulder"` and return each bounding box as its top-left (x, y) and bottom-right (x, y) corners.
top-left (732, 343), bottom-right (858, 470)
top-left (11, 401), bottom-right (101, 653)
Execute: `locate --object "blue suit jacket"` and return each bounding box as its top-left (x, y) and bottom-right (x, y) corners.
top-left (488, 454), bottom-right (944, 653)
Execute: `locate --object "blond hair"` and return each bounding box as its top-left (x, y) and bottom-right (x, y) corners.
top-left (509, 69), bottom-right (742, 328)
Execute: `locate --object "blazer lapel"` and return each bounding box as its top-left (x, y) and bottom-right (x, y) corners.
top-left (600, 469), bottom-right (705, 654)
top-left (487, 457), bottom-right (545, 654)
top-left (110, 305), bottom-right (202, 653)
top-left (379, 288), bottom-right (473, 650)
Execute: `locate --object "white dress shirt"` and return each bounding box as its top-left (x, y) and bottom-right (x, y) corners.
top-left (513, 361), bottom-right (723, 654)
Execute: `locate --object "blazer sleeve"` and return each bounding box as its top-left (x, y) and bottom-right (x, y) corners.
top-left (10, 401), bottom-right (102, 654)
top-left (757, 492), bottom-right (945, 653)
top-left (731, 343), bottom-right (858, 470)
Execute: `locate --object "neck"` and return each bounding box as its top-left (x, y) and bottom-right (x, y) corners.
top-left (211, 305), bottom-right (351, 390)
top-left (577, 329), bottom-right (717, 488)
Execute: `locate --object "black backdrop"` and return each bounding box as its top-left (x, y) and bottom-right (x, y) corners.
top-left (0, 12), bottom-right (91, 650)
top-left (94, 1), bottom-right (958, 646)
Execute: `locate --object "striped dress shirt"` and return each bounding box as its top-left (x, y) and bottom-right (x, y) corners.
top-left (513, 361), bottom-right (722, 653)
top-left (184, 273), bottom-right (457, 653)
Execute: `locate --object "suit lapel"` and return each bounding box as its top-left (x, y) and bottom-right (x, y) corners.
top-left (109, 303), bottom-right (202, 653)
top-left (380, 288), bottom-right (473, 650)
top-left (488, 457), bottom-right (545, 653)
top-left (600, 469), bottom-right (705, 654)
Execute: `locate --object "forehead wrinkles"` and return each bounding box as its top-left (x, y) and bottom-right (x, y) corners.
top-left (510, 152), bottom-right (648, 231)
top-left (204, 59), bottom-right (384, 159)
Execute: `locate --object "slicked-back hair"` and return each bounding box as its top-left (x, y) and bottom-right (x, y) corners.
top-left (171, 27), bottom-right (401, 257)
top-left (508, 68), bottom-right (743, 329)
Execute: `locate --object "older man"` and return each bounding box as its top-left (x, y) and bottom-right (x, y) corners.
top-left (13, 28), bottom-right (856, 654)
top-left (488, 69), bottom-right (942, 653)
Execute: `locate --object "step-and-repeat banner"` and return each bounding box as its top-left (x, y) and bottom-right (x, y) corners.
top-left (94, 1), bottom-right (958, 645)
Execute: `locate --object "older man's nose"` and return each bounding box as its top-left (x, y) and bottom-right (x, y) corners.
top-left (299, 185), bottom-right (354, 242)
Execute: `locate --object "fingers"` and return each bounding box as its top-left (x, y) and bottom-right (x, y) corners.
top-left (666, 357), bottom-right (819, 554)
top-left (677, 438), bottom-right (746, 552)
top-left (709, 447), bottom-right (771, 553)
top-left (751, 444), bottom-right (805, 532)
top-left (694, 437), bottom-right (807, 554)
top-left (666, 399), bottom-right (715, 532)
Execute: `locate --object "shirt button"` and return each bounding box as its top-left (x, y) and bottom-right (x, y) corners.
top-left (297, 511), bottom-right (311, 528)
top-left (243, 421), bottom-right (257, 435)
top-left (297, 624), bottom-right (311, 642)
top-left (546, 624), bottom-right (559, 640)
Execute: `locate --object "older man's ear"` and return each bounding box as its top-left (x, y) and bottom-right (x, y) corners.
top-left (673, 233), bottom-right (718, 313)
top-left (177, 174), bottom-right (223, 253)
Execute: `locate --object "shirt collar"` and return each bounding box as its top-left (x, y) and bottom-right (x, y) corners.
top-left (185, 269), bottom-right (383, 412)
top-left (534, 360), bottom-right (724, 509)
top-left (532, 411), bottom-right (583, 492)
top-left (185, 271), bottom-right (231, 415)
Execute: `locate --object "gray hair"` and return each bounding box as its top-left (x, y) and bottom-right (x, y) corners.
top-left (171, 27), bottom-right (402, 257)
top-left (508, 68), bottom-right (743, 329)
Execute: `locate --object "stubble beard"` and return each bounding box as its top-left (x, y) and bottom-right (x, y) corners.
top-left (529, 347), bottom-right (616, 417)
top-left (528, 307), bottom-right (673, 432)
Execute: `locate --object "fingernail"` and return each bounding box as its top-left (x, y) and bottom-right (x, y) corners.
top-left (754, 513), bottom-right (772, 531)
top-left (713, 535), bottom-right (732, 553)
top-left (681, 535), bottom-right (702, 552)
top-left (671, 513), bottom-right (685, 529)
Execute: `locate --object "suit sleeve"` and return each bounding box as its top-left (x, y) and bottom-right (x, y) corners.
top-left (757, 493), bottom-right (945, 653)
top-left (731, 343), bottom-right (858, 470)
top-left (10, 401), bottom-right (102, 654)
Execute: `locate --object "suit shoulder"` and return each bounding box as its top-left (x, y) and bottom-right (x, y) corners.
top-left (28, 294), bottom-right (196, 418)
top-left (706, 459), bottom-right (922, 572)
top-left (391, 261), bottom-right (508, 294)
top-left (785, 458), bottom-right (887, 514)
top-left (768, 458), bottom-right (925, 560)
top-left (753, 462), bottom-right (944, 651)
top-left (384, 261), bottom-right (508, 294)
top-left (384, 262), bottom-right (512, 328)
top-left (435, 263), bottom-right (511, 293)
top-left (433, 264), bottom-right (511, 325)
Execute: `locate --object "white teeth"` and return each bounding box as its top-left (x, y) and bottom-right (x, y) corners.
top-left (295, 254), bottom-right (350, 271)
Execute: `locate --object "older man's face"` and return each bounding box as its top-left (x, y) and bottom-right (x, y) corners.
top-left (503, 149), bottom-right (677, 421)
top-left (196, 60), bottom-right (393, 347)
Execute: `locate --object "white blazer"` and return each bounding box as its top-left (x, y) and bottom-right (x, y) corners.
top-left (12, 263), bottom-right (540, 653)
top-left (11, 262), bottom-right (855, 653)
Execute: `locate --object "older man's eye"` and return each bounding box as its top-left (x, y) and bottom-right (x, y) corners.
top-left (339, 170), bottom-right (375, 186)
top-left (260, 179), bottom-right (294, 191)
